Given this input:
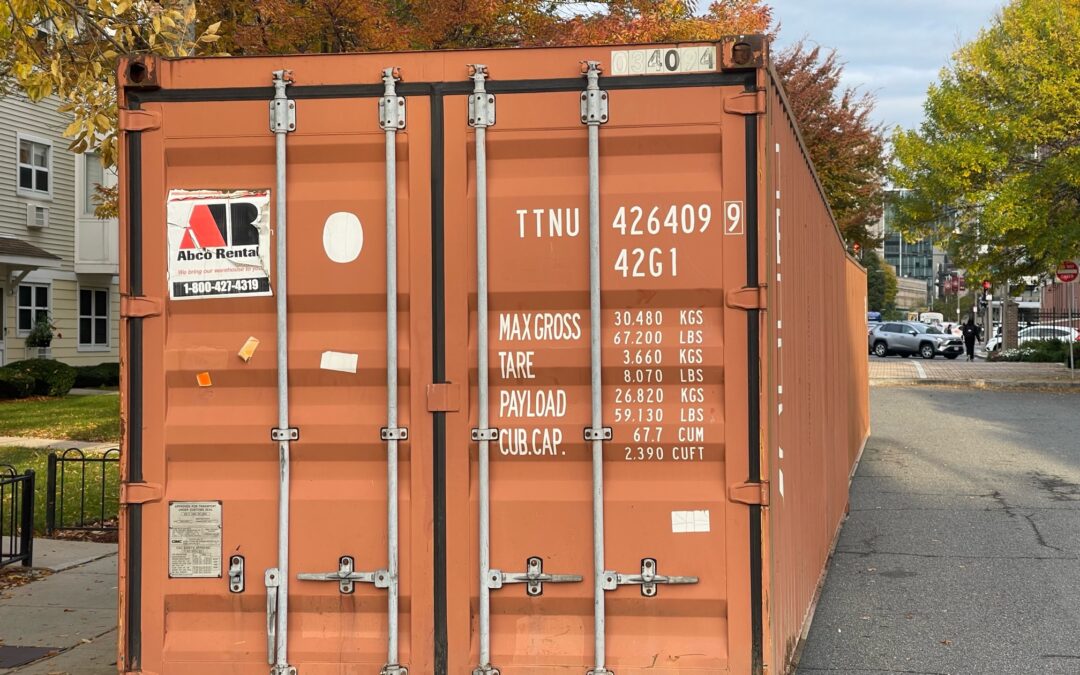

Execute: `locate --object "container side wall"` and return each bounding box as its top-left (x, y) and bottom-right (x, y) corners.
top-left (762, 71), bottom-right (870, 673)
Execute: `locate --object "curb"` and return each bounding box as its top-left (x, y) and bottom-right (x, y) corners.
top-left (871, 378), bottom-right (1080, 391)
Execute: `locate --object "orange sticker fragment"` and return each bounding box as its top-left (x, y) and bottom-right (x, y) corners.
top-left (238, 337), bottom-right (260, 362)
top-left (196, 372), bottom-right (212, 387)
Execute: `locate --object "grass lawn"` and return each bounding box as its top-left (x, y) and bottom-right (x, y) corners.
top-left (0, 394), bottom-right (119, 443)
top-left (0, 446), bottom-right (120, 535)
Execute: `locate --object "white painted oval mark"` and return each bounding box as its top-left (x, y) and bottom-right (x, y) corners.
top-left (323, 212), bottom-right (363, 263)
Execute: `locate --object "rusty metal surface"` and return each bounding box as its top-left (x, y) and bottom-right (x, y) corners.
top-left (117, 40), bottom-right (866, 675)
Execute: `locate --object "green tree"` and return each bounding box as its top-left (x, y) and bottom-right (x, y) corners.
top-left (864, 251), bottom-right (897, 315)
top-left (889, 0), bottom-right (1080, 282)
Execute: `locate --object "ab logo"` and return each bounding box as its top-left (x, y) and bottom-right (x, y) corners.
top-left (179, 202), bottom-right (260, 250)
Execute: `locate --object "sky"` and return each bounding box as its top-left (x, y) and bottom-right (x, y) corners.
top-left (766, 0), bottom-right (1007, 131)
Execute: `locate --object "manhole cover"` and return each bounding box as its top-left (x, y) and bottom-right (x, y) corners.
top-left (0, 645), bottom-right (61, 668)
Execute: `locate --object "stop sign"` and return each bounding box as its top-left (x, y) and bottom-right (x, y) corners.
top-left (1057, 260), bottom-right (1079, 283)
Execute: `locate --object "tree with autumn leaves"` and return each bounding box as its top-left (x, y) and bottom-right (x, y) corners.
top-left (0, 0), bottom-right (885, 246)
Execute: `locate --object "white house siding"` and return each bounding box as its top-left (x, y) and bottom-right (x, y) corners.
top-left (0, 94), bottom-right (119, 367)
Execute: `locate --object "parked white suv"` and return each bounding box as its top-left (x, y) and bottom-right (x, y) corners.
top-left (985, 325), bottom-right (1080, 352)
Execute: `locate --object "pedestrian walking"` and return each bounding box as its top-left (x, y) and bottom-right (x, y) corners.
top-left (961, 317), bottom-right (982, 361)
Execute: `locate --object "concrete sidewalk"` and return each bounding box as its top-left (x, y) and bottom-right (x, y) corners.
top-left (0, 540), bottom-right (117, 673)
top-left (869, 356), bottom-right (1078, 388)
top-left (0, 437), bottom-right (118, 452)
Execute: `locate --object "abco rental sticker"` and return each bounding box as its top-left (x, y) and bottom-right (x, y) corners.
top-left (167, 189), bottom-right (273, 300)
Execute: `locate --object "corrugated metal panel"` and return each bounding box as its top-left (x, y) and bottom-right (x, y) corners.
top-left (762, 70), bottom-right (869, 673)
top-left (118, 39), bottom-right (867, 675)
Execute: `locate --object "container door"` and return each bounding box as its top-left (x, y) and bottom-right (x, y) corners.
top-left (442, 79), bottom-right (757, 673)
top-left (123, 91), bottom-right (434, 674)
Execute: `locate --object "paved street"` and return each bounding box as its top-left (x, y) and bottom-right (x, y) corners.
top-left (798, 388), bottom-right (1080, 674)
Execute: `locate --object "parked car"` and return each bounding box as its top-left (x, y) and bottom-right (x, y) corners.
top-left (867, 321), bottom-right (882, 335)
top-left (869, 321), bottom-right (965, 359)
top-left (985, 325), bottom-right (1080, 352)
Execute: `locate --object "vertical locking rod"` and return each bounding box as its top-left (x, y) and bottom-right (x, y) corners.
top-left (380, 67), bottom-right (407, 675)
top-left (468, 64), bottom-right (498, 675)
top-left (269, 69), bottom-right (296, 675)
top-left (582, 60), bottom-right (611, 675)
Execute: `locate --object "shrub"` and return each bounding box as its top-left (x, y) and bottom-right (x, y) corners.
top-left (74, 363), bottom-right (120, 388)
top-left (74, 365), bottom-right (104, 388)
top-left (0, 369), bottom-right (35, 399)
top-left (96, 362), bottom-right (120, 386)
top-left (1, 359), bottom-right (77, 397)
top-left (990, 339), bottom-right (1075, 365)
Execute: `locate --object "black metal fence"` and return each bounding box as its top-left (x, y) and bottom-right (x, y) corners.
top-left (1, 465), bottom-right (34, 567)
top-left (1016, 309), bottom-right (1079, 331)
top-left (46, 448), bottom-right (120, 535)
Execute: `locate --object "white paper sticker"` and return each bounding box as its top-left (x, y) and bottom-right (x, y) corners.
top-left (610, 46), bottom-right (717, 76)
top-left (167, 189), bottom-right (272, 300)
top-left (671, 509), bottom-right (711, 533)
top-left (320, 351), bottom-right (359, 374)
top-left (322, 212), bottom-right (364, 263)
top-left (169, 501), bottom-right (222, 578)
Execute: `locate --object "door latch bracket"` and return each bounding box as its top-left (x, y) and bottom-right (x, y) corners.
top-left (297, 556), bottom-right (390, 594)
top-left (472, 428), bottom-right (499, 442)
top-left (271, 427), bottom-right (299, 442)
top-left (228, 555), bottom-right (245, 593)
top-left (381, 427), bottom-right (409, 441)
top-left (601, 558), bottom-right (698, 597)
top-left (583, 427), bottom-right (612, 441)
top-left (486, 556), bottom-right (583, 596)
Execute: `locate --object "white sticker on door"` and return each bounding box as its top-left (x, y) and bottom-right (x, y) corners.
top-left (169, 501), bottom-right (222, 578)
top-left (671, 509), bottom-right (711, 533)
top-left (167, 189), bottom-right (272, 300)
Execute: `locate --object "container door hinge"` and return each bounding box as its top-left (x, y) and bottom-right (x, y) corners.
top-left (119, 109), bottom-right (161, 131)
top-left (724, 90), bottom-right (766, 116)
top-left (120, 482), bottom-right (162, 505)
top-left (729, 480), bottom-right (770, 506)
top-left (121, 295), bottom-right (163, 318)
top-left (427, 383), bottom-right (461, 412)
top-left (726, 285), bottom-right (767, 311)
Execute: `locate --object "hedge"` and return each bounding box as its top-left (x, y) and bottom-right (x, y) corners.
top-left (0, 359), bottom-right (77, 397)
top-left (74, 362), bottom-right (121, 388)
top-left (0, 369), bottom-right (35, 399)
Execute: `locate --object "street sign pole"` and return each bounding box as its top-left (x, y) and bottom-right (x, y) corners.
top-left (1054, 260), bottom-right (1079, 378)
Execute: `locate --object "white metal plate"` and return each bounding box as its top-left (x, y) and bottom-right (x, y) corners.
top-left (610, 46), bottom-right (717, 76)
top-left (169, 501), bottom-right (222, 578)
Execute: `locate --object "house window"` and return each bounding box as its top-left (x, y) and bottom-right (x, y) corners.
top-left (79, 288), bottom-right (109, 348)
top-left (84, 152), bottom-right (104, 216)
top-left (17, 284), bottom-right (50, 335)
top-left (18, 137), bottom-right (51, 196)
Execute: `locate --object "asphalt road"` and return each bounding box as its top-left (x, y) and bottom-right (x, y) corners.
top-left (797, 387), bottom-right (1080, 675)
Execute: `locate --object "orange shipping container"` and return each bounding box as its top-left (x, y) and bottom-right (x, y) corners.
top-left (117, 36), bottom-right (869, 675)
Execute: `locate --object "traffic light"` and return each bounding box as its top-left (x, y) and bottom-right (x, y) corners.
top-left (982, 280), bottom-right (991, 290)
